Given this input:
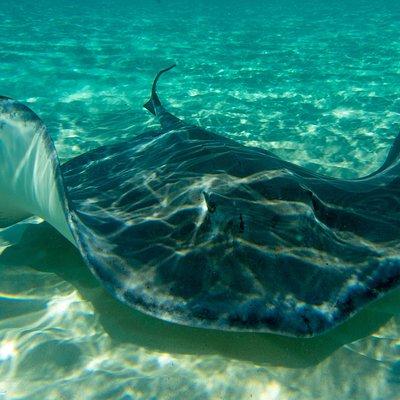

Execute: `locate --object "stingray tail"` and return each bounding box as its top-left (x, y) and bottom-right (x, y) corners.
top-left (143, 99), bottom-right (156, 115)
top-left (143, 64), bottom-right (176, 116)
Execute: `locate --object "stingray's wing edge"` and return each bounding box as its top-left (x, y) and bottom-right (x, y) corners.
top-left (0, 96), bottom-right (75, 244)
top-left (363, 129), bottom-right (400, 179)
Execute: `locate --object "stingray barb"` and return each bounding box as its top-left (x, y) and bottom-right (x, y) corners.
top-left (1, 67), bottom-right (400, 337)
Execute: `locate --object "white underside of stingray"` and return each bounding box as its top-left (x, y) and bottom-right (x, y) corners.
top-left (0, 97), bottom-right (75, 244)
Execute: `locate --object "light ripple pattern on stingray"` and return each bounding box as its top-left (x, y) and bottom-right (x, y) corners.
top-left (2, 66), bottom-right (400, 338)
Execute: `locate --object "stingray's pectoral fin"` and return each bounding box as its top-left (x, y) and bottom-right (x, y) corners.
top-left (380, 129), bottom-right (400, 170)
top-left (366, 129), bottom-right (400, 178)
top-left (0, 97), bottom-right (75, 244)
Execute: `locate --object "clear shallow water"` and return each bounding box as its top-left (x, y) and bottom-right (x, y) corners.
top-left (1, 0), bottom-right (400, 399)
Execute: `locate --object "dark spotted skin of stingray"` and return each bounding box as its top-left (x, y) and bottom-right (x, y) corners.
top-left (62, 125), bottom-right (400, 337)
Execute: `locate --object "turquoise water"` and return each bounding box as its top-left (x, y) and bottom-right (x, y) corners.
top-left (1, 0), bottom-right (400, 399)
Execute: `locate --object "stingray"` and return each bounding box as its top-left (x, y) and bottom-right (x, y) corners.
top-left (1, 66), bottom-right (400, 337)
